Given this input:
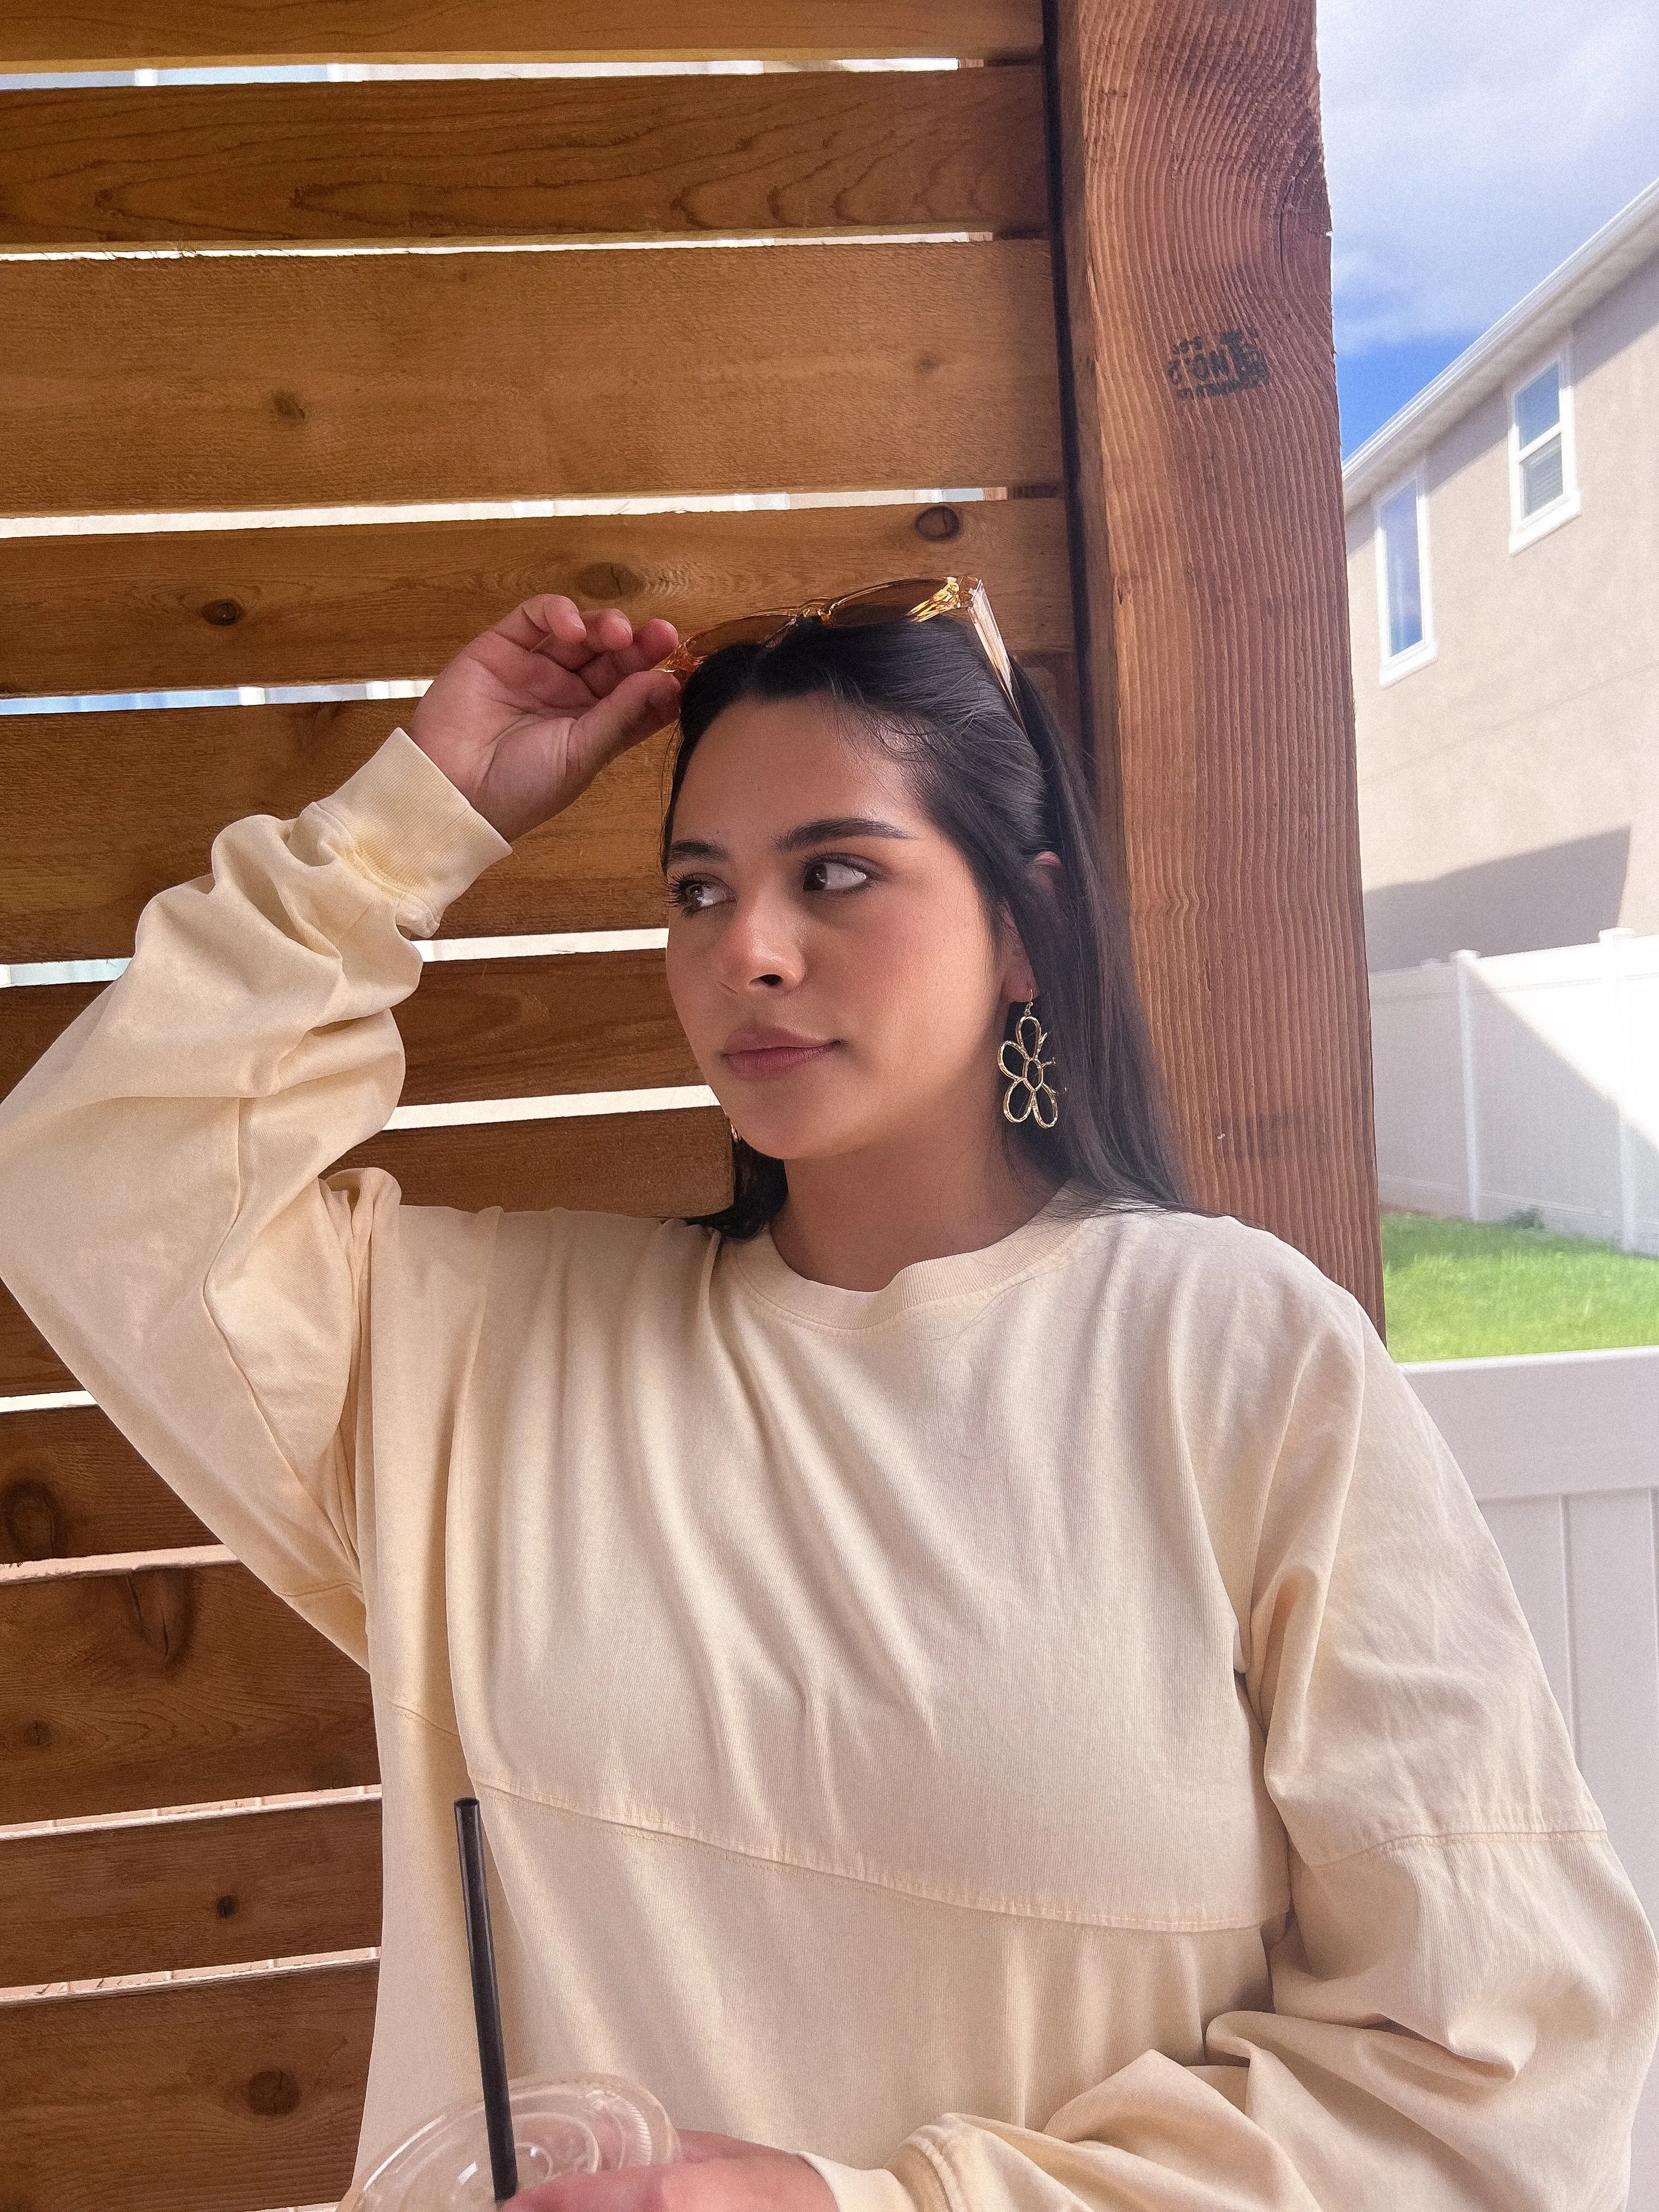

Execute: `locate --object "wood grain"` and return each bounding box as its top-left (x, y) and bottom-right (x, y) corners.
top-left (0, 1403), bottom-right (211, 1562)
top-left (0, 1285), bottom-right (76, 1397)
top-left (1048, 0), bottom-right (1382, 1321)
top-left (2, 0), bottom-right (1041, 69)
top-left (0, 69), bottom-right (1045, 251)
top-left (0, 1562), bottom-right (377, 1825)
top-left (338, 1103), bottom-right (732, 1215)
top-left (0, 952), bottom-right (696, 1109)
top-left (0, 703), bottom-right (674, 963)
top-left (4, 241), bottom-right (1063, 516)
top-left (0, 1796), bottom-right (382, 1986)
top-left (0, 1957), bottom-right (377, 2212)
top-left (0, 495), bottom-right (1070, 698)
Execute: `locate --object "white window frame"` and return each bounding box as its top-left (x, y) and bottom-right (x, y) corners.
top-left (1507, 338), bottom-right (1581, 554)
top-left (1373, 464), bottom-right (1436, 685)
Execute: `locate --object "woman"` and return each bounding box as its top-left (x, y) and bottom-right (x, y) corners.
top-left (0, 586), bottom-right (1652, 2212)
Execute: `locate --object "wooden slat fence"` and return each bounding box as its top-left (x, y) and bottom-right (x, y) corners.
top-left (0, 3), bottom-right (1374, 2205)
top-left (0, 13), bottom-right (1080, 2207)
top-left (1407, 1348), bottom-right (1659, 2209)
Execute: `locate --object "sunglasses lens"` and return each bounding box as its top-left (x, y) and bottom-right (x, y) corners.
top-left (825, 579), bottom-right (947, 628)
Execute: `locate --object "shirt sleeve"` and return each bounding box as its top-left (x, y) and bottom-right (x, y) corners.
top-left (803, 1286), bottom-right (1659, 2212)
top-left (0, 730), bottom-right (510, 1660)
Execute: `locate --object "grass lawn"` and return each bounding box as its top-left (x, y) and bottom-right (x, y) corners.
top-left (1383, 1211), bottom-right (1659, 1362)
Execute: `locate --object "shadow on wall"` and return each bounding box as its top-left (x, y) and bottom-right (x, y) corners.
top-left (1369, 934), bottom-right (1659, 1253)
top-left (1363, 828), bottom-right (1632, 970)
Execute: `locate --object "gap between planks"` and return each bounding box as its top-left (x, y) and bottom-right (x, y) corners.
top-left (0, 1781), bottom-right (382, 1846)
top-left (2, 928), bottom-right (671, 986)
top-left (0, 1942), bottom-right (380, 2008)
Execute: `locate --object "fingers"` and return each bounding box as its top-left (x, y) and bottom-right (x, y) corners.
top-left (496, 597), bottom-right (680, 676)
top-left (570, 665), bottom-right (684, 769)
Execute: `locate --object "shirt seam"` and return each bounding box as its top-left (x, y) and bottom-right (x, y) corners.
top-left (725, 1214), bottom-right (1096, 1336)
top-left (383, 1696), bottom-right (465, 1743)
top-left (459, 1765), bottom-right (1286, 1933)
top-left (309, 791), bottom-right (464, 936)
top-left (1300, 1820), bottom-right (1611, 1874)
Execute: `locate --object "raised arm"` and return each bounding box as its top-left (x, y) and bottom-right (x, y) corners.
top-left (0, 598), bottom-right (681, 1656)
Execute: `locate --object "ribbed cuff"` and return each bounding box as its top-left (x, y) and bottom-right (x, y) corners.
top-left (800, 2155), bottom-right (928, 2212)
top-left (304, 727), bottom-right (512, 938)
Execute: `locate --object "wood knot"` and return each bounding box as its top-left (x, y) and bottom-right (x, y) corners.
top-left (246, 2068), bottom-right (302, 2118)
top-left (913, 504), bottom-right (961, 543)
top-left (24, 1719), bottom-right (52, 1748)
top-left (916, 353), bottom-right (943, 374)
top-left (201, 599), bottom-right (244, 627)
top-left (574, 562), bottom-right (645, 600)
top-left (2, 1477), bottom-right (61, 1562)
top-left (215, 1894), bottom-right (238, 1919)
top-left (272, 390), bottom-right (307, 422)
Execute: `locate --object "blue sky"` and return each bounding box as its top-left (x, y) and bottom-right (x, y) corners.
top-left (1317, 0), bottom-right (1659, 454)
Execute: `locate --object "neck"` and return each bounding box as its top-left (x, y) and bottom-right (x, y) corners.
top-left (770, 1125), bottom-right (1060, 1292)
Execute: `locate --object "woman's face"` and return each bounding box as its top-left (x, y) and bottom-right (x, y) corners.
top-left (663, 693), bottom-right (1034, 1169)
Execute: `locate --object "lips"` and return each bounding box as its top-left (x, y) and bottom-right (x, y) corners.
top-left (720, 1029), bottom-right (837, 1079)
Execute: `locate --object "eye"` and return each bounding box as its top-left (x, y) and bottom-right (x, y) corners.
top-left (668, 874), bottom-right (731, 914)
top-left (803, 856), bottom-right (873, 894)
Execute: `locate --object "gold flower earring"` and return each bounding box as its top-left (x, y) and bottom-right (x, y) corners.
top-left (998, 998), bottom-right (1059, 1130)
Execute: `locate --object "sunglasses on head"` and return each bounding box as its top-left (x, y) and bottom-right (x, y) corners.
top-left (656, 574), bottom-right (1026, 732)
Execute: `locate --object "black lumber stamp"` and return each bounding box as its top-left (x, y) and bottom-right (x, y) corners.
top-left (1166, 329), bottom-right (1271, 400)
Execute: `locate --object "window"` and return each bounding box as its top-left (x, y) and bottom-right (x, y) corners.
top-left (1508, 347), bottom-right (1580, 551)
top-left (1373, 469), bottom-right (1435, 682)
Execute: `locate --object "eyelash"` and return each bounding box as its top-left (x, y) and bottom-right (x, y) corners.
top-left (667, 854), bottom-right (876, 913)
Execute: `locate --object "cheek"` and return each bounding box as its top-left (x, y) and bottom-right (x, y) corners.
top-left (848, 895), bottom-right (1002, 1058)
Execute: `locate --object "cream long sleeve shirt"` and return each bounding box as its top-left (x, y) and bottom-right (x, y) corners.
top-left (0, 730), bottom-right (1654, 2212)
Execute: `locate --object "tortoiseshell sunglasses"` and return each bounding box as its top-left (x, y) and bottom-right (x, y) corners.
top-left (656, 574), bottom-right (1026, 732)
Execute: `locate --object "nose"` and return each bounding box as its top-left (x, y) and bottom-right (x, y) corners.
top-left (714, 884), bottom-right (806, 994)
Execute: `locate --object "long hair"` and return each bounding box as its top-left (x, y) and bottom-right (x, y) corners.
top-left (661, 613), bottom-right (1186, 1237)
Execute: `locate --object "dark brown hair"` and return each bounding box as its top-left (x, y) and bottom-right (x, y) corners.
top-left (662, 613), bottom-right (1186, 1237)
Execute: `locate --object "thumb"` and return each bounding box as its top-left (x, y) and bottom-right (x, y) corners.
top-left (568, 667), bottom-right (682, 778)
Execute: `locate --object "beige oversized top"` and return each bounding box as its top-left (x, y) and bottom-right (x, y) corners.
top-left (0, 731), bottom-right (1653, 2212)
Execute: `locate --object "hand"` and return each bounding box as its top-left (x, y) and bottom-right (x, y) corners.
top-left (408, 595), bottom-right (684, 843)
top-left (509, 2130), bottom-right (838, 2212)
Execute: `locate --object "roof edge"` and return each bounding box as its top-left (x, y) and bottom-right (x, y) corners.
top-left (1341, 173), bottom-right (1659, 514)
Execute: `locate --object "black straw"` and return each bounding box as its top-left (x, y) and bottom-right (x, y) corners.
top-left (454, 1797), bottom-right (519, 2203)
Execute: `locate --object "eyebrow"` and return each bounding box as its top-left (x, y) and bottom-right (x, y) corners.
top-left (664, 816), bottom-right (918, 866)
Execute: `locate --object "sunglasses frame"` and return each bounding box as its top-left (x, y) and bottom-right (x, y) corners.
top-left (657, 574), bottom-right (1025, 730)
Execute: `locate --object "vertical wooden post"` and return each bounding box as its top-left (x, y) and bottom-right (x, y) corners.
top-left (1046, 0), bottom-right (1384, 1325)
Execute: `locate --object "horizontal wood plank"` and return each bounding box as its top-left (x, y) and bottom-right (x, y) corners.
top-left (0, 495), bottom-right (1070, 697)
top-left (0, 69), bottom-right (1044, 251)
top-left (1, 1403), bottom-right (211, 1562)
top-left (3, 1), bottom-right (1041, 68)
top-left (0, 1959), bottom-right (376, 2212)
top-left (0, 951), bottom-right (697, 1108)
top-left (0, 1562), bottom-right (377, 1825)
top-left (0, 1796), bottom-right (382, 1986)
top-left (0, 1110), bottom-right (731, 1396)
top-left (0, 704), bottom-right (674, 963)
top-left (4, 240), bottom-right (1062, 515)
top-left (0, 1285), bottom-right (76, 1397)
top-left (338, 1103), bottom-right (732, 1214)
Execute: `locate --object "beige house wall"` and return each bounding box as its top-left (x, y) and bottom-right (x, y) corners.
top-left (1346, 251), bottom-right (1659, 970)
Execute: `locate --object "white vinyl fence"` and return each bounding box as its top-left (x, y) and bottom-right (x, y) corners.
top-left (1372, 930), bottom-right (1659, 1251)
top-left (1408, 1346), bottom-right (1659, 2204)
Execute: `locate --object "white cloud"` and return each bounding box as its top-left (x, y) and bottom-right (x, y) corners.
top-left (1317, 0), bottom-right (1659, 353)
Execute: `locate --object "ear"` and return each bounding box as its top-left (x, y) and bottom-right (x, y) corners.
top-left (998, 851), bottom-right (1062, 1006)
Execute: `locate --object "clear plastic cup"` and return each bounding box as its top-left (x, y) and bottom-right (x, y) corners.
top-left (338, 2073), bottom-right (681, 2212)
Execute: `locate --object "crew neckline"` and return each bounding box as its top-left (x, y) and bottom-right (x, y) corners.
top-left (724, 1183), bottom-right (1090, 1328)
